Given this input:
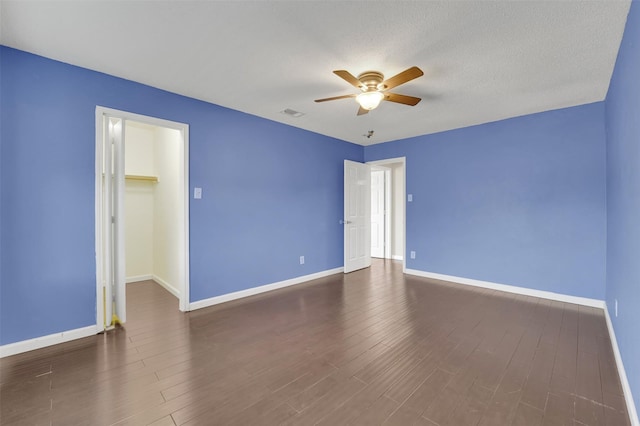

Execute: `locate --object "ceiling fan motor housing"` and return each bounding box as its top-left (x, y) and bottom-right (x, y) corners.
top-left (357, 71), bottom-right (385, 91)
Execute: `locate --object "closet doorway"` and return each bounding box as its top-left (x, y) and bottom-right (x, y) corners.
top-left (95, 107), bottom-right (190, 331)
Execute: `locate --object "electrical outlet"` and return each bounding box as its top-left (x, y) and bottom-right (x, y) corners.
top-left (410, 251), bottom-right (416, 259)
top-left (300, 256), bottom-right (305, 265)
top-left (408, 194), bottom-right (413, 202)
top-left (194, 187), bottom-right (202, 199)
top-left (615, 299), bottom-right (618, 317)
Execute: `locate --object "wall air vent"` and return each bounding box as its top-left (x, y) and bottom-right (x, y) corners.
top-left (280, 108), bottom-right (305, 118)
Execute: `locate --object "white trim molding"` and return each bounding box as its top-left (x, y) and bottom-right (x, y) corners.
top-left (604, 306), bottom-right (640, 426)
top-left (404, 269), bottom-right (605, 308)
top-left (0, 325), bottom-right (97, 358)
top-left (126, 274), bottom-right (153, 283)
top-left (189, 267), bottom-right (344, 311)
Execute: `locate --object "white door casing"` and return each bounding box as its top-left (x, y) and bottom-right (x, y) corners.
top-left (371, 169), bottom-right (385, 258)
top-left (344, 160), bottom-right (371, 273)
top-left (366, 157), bottom-right (406, 272)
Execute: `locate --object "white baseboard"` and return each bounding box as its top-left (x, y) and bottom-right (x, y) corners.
top-left (604, 306), bottom-right (640, 426)
top-left (126, 274), bottom-right (153, 283)
top-left (0, 325), bottom-right (97, 358)
top-left (189, 267), bottom-right (344, 311)
top-left (152, 275), bottom-right (180, 298)
top-left (392, 255), bottom-right (404, 261)
top-left (404, 269), bottom-right (605, 308)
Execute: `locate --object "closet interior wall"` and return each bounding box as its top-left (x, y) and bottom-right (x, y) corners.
top-left (124, 121), bottom-right (182, 298)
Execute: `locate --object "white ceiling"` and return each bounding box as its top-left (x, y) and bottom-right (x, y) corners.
top-left (0, 1), bottom-right (631, 146)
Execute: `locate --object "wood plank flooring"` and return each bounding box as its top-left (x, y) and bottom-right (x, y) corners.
top-left (0, 260), bottom-right (630, 425)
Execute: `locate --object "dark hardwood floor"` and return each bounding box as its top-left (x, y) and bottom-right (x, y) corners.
top-left (0, 260), bottom-right (630, 425)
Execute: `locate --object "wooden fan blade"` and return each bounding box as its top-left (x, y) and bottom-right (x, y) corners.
top-left (384, 92), bottom-right (421, 106)
top-left (380, 66), bottom-right (423, 91)
top-left (357, 106), bottom-right (369, 116)
top-left (334, 70), bottom-right (364, 89)
top-left (315, 94), bottom-right (357, 103)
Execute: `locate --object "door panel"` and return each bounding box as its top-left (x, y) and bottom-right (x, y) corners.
top-left (102, 118), bottom-right (113, 326)
top-left (102, 116), bottom-right (126, 327)
top-left (112, 119), bottom-right (126, 324)
top-left (344, 160), bottom-right (371, 273)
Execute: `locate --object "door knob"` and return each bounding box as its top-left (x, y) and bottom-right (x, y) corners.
top-left (340, 219), bottom-right (352, 224)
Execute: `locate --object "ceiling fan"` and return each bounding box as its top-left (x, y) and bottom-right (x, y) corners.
top-left (315, 66), bottom-right (424, 115)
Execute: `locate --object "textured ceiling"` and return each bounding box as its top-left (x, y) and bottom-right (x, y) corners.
top-left (0, 1), bottom-right (631, 146)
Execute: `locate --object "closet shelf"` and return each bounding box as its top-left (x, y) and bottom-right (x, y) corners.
top-left (125, 174), bottom-right (159, 182)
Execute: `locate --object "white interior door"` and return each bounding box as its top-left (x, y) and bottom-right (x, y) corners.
top-left (102, 116), bottom-right (126, 326)
top-left (371, 169), bottom-right (385, 258)
top-left (344, 160), bottom-right (371, 273)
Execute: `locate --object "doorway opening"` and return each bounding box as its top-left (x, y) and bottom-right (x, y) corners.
top-left (368, 157), bottom-right (406, 272)
top-left (95, 107), bottom-right (190, 331)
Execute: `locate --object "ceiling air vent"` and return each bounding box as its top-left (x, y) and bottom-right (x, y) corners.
top-left (280, 108), bottom-right (305, 118)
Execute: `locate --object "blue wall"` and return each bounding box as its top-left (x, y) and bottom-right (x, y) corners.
top-left (605, 0), bottom-right (640, 413)
top-left (365, 103), bottom-right (607, 300)
top-left (0, 46), bottom-right (362, 345)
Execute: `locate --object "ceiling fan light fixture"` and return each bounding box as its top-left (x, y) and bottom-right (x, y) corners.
top-left (356, 91), bottom-right (384, 111)
top-left (315, 67), bottom-right (423, 116)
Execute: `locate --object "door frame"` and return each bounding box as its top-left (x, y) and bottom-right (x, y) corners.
top-left (95, 106), bottom-right (191, 332)
top-left (367, 157), bottom-right (406, 272)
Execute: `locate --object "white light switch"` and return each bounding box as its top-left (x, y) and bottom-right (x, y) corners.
top-left (408, 194), bottom-right (413, 202)
top-left (194, 187), bottom-right (202, 199)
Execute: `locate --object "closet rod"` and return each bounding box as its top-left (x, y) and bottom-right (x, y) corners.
top-left (125, 174), bottom-right (158, 182)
